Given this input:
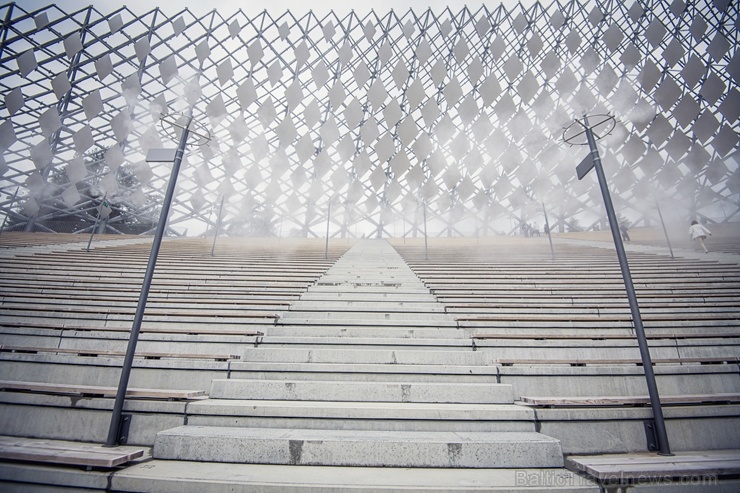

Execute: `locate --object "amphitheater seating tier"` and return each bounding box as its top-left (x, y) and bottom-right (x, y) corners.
top-left (0, 231), bottom-right (738, 491)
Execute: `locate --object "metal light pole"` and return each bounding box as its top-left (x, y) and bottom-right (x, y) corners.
top-left (422, 202), bottom-right (428, 261)
top-left (86, 193), bottom-right (108, 252)
top-left (211, 195), bottom-right (225, 256)
top-left (105, 112), bottom-right (204, 447)
top-left (655, 201), bottom-right (674, 259)
top-left (542, 201), bottom-right (555, 261)
top-left (325, 201), bottom-right (331, 260)
top-left (568, 112), bottom-right (671, 456)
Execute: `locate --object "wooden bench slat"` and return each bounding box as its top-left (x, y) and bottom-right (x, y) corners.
top-left (0, 303), bottom-right (281, 319)
top-left (0, 293), bottom-right (292, 307)
top-left (496, 357), bottom-right (740, 366)
top-left (0, 436), bottom-right (145, 468)
top-left (566, 450), bottom-right (740, 481)
top-left (457, 313), bottom-right (740, 323)
top-left (520, 393), bottom-right (740, 407)
top-left (569, 451), bottom-right (740, 466)
top-left (472, 332), bottom-right (740, 340)
top-left (0, 321), bottom-right (264, 336)
top-left (0, 345), bottom-right (240, 361)
top-left (0, 380), bottom-right (206, 399)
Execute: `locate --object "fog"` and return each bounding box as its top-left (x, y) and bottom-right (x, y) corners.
top-left (1, 1), bottom-right (733, 238)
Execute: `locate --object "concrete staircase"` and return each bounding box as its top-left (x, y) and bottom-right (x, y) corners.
top-left (151, 239), bottom-right (566, 473)
top-left (5, 234), bottom-right (739, 490)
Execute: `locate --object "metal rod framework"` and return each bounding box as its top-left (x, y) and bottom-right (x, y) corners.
top-left (581, 112), bottom-right (671, 456)
top-left (0, 3), bottom-right (737, 237)
top-left (105, 114), bottom-right (192, 447)
top-left (0, 186), bottom-right (19, 235)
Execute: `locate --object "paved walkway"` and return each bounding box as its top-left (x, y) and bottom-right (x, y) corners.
top-left (553, 236), bottom-right (740, 265)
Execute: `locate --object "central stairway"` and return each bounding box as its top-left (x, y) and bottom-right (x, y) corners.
top-left (149, 239), bottom-right (571, 485)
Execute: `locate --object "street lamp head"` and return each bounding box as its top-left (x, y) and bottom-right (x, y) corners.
top-left (159, 112), bottom-right (211, 146)
top-left (563, 113), bottom-right (616, 146)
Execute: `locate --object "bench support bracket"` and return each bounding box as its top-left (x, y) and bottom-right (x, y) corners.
top-left (117, 414), bottom-right (132, 445)
top-left (643, 420), bottom-right (659, 452)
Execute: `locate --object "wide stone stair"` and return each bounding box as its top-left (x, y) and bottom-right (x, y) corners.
top-left (146, 239), bottom-right (575, 488)
top-left (5, 234), bottom-right (740, 491)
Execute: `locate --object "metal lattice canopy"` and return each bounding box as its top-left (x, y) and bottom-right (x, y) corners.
top-left (0, 0), bottom-right (738, 237)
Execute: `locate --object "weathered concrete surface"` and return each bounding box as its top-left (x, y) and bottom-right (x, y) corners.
top-left (498, 364), bottom-right (740, 398)
top-left (184, 399), bottom-right (535, 432)
top-left (111, 460), bottom-right (600, 492)
top-left (532, 404), bottom-right (740, 454)
top-left (208, 379), bottom-right (514, 403)
top-left (153, 426), bottom-right (564, 468)
top-left (240, 347), bottom-right (488, 365)
top-left (0, 392), bottom-right (188, 445)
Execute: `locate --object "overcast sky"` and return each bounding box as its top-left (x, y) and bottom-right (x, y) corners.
top-left (21, 0), bottom-right (541, 18)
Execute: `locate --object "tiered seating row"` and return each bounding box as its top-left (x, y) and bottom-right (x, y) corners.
top-left (0, 238), bottom-right (346, 322)
top-left (0, 237), bottom-right (352, 394)
top-left (389, 237), bottom-right (740, 398)
top-left (0, 232), bottom-right (129, 249)
top-left (391, 239), bottom-right (740, 338)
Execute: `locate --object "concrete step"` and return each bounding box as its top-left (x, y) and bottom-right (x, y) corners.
top-left (228, 361), bottom-right (500, 382)
top-left (257, 336), bottom-right (472, 347)
top-left (185, 399), bottom-right (533, 432)
top-left (208, 379), bottom-right (515, 403)
top-left (286, 300), bottom-right (448, 312)
top-left (153, 426), bottom-right (564, 468)
top-left (299, 291), bottom-right (438, 302)
top-left (264, 325), bottom-right (469, 338)
top-left (241, 347), bottom-right (488, 365)
top-left (310, 284), bottom-right (433, 294)
top-left (279, 311), bottom-right (451, 321)
top-left (258, 335), bottom-right (739, 350)
top-left (478, 345), bottom-right (684, 360)
top-left (498, 364), bottom-right (740, 399)
top-left (264, 322), bottom-right (468, 342)
top-left (105, 461), bottom-right (602, 492)
top-left (316, 272), bottom-right (422, 280)
top-left (277, 317), bottom-right (460, 327)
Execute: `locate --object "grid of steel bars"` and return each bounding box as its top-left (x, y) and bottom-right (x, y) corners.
top-left (0, 0), bottom-right (737, 237)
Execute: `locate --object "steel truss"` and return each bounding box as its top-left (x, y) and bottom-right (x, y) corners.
top-left (0, 0), bottom-right (737, 237)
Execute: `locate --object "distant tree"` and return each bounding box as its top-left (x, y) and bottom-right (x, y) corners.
top-left (225, 206), bottom-right (277, 237)
top-left (5, 148), bottom-right (161, 234)
top-left (566, 218), bottom-right (584, 232)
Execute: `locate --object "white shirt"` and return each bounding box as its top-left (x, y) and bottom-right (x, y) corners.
top-left (689, 223), bottom-right (711, 239)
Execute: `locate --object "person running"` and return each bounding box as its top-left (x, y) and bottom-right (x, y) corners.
top-left (689, 220), bottom-right (712, 253)
top-left (619, 222), bottom-right (630, 242)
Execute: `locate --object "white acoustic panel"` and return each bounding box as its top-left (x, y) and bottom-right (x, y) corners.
top-left (0, 0), bottom-right (734, 237)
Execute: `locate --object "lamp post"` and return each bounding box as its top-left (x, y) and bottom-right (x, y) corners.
top-left (542, 201), bottom-right (555, 261)
top-left (655, 201), bottom-right (674, 258)
top-left (86, 193), bottom-right (108, 252)
top-left (422, 201), bottom-right (428, 261)
top-left (105, 111), bottom-right (209, 446)
top-left (566, 112), bottom-right (671, 456)
top-left (325, 201), bottom-right (331, 260)
top-left (211, 195), bottom-right (225, 256)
